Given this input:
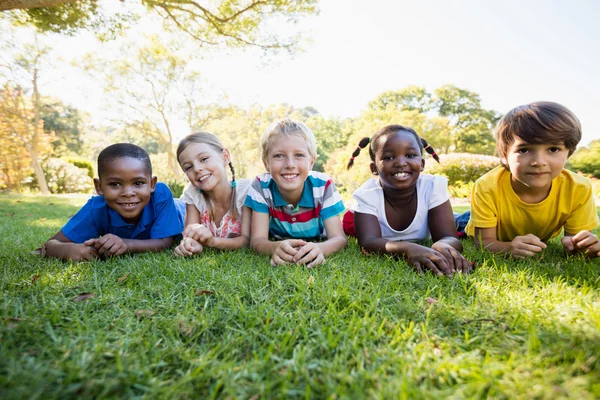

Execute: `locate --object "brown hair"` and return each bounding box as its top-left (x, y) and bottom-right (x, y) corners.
top-left (495, 101), bottom-right (581, 162)
top-left (347, 124), bottom-right (439, 169)
top-left (177, 132), bottom-right (239, 221)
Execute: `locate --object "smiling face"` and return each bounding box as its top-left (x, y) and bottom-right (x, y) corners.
top-left (264, 133), bottom-right (316, 204)
top-left (371, 130), bottom-right (424, 192)
top-left (178, 142), bottom-right (230, 193)
top-left (502, 137), bottom-right (569, 197)
top-left (94, 157), bottom-right (157, 224)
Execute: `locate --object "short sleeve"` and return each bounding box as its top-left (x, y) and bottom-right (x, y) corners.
top-left (243, 178), bottom-right (270, 214)
top-left (149, 183), bottom-right (184, 238)
top-left (61, 197), bottom-right (104, 243)
top-left (180, 183), bottom-right (197, 205)
top-left (469, 180), bottom-right (498, 229)
top-left (320, 180), bottom-right (345, 220)
top-left (564, 181), bottom-right (600, 234)
top-left (352, 187), bottom-right (379, 217)
top-left (428, 176), bottom-right (449, 209)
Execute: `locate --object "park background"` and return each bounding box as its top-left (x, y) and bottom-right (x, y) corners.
top-left (1, 1), bottom-right (600, 398)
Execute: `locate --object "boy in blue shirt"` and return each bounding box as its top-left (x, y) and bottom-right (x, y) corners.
top-left (43, 143), bottom-right (185, 261)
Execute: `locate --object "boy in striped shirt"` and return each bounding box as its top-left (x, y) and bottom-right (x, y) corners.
top-left (245, 118), bottom-right (347, 268)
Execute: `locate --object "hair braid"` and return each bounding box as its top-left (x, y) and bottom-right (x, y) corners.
top-left (228, 161), bottom-right (239, 221)
top-left (420, 139), bottom-right (440, 163)
top-left (346, 137), bottom-right (372, 169)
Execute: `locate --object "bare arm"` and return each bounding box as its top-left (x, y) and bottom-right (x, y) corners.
top-left (44, 230), bottom-right (99, 261)
top-left (249, 211), bottom-right (282, 255)
top-left (315, 215), bottom-right (347, 257)
top-left (428, 200), bottom-right (462, 251)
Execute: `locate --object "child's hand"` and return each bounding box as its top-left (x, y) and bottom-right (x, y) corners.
top-left (431, 241), bottom-right (473, 273)
top-left (293, 242), bottom-right (325, 269)
top-left (562, 231), bottom-right (600, 257)
top-left (271, 239), bottom-right (307, 266)
top-left (184, 224), bottom-right (215, 247)
top-left (174, 237), bottom-right (203, 257)
top-left (73, 243), bottom-right (99, 261)
top-left (509, 234), bottom-right (546, 259)
top-left (84, 234), bottom-right (129, 257)
top-left (405, 244), bottom-right (453, 276)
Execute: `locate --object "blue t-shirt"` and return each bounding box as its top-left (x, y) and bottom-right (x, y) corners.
top-left (62, 182), bottom-right (184, 243)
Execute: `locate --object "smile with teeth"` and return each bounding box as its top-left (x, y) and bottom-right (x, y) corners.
top-left (282, 174), bottom-right (299, 181)
top-left (393, 172), bottom-right (410, 178)
top-left (197, 174), bottom-right (211, 183)
top-left (118, 202), bottom-right (140, 209)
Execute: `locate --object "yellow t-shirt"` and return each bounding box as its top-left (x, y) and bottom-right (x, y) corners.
top-left (466, 166), bottom-right (599, 242)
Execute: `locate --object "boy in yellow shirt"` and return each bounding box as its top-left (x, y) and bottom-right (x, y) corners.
top-left (466, 101), bottom-right (599, 259)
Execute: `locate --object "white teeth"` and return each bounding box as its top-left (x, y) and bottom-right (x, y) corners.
top-left (198, 174), bottom-right (211, 182)
top-left (394, 172), bottom-right (410, 178)
top-left (283, 174), bottom-right (298, 179)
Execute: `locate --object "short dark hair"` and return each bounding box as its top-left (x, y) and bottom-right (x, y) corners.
top-left (97, 143), bottom-right (152, 178)
top-left (496, 101), bottom-right (581, 161)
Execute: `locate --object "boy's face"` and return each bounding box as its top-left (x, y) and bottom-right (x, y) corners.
top-left (264, 134), bottom-right (316, 204)
top-left (502, 137), bottom-right (569, 195)
top-left (94, 157), bottom-right (157, 224)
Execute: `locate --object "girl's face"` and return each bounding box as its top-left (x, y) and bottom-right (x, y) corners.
top-left (178, 142), bottom-right (230, 192)
top-left (371, 130), bottom-right (424, 191)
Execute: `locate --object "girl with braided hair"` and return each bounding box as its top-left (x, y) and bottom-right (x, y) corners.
top-left (345, 125), bottom-right (473, 275)
top-left (174, 132), bottom-right (252, 256)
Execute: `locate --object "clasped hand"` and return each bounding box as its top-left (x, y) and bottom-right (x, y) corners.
top-left (408, 242), bottom-right (472, 275)
top-left (271, 239), bottom-right (324, 268)
top-left (84, 234), bottom-right (128, 257)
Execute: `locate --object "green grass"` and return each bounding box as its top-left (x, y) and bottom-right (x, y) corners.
top-left (1, 194), bottom-right (599, 399)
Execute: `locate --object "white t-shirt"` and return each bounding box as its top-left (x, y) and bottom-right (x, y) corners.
top-left (351, 174), bottom-right (449, 241)
top-left (180, 178), bottom-right (251, 238)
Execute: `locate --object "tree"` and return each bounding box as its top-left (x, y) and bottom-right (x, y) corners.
top-left (433, 84), bottom-right (500, 154)
top-left (0, 30), bottom-right (54, 193)
top-left (568, 140), bottom-right (600, 178)
top-left (4, 0), bottom-right (319, 50)
top-left (81, 35), bottom-right (224, 177)
top-left (40, 97), bottom-right (87, 155)
top-left (367, 85), bottom-right (432, 114)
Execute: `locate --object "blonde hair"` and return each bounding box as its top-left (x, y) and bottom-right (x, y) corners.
top-left (260, 118), bottom-right (317, 164)
top-left (176, 132), bottom-right (239, 221)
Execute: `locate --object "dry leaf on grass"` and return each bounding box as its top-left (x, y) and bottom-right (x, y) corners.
top-left (117, 273), bottom-right (130, 283)
top-left (426, 297), bottom-right (438, 305)
top-left (178, 320), bottom-right (193, 336)
top-left (31, 275), bottom-right (40, 284)
top-left (135, 310), bottom-right (155, 319)
top-left (39, 218), bottom-right (47, 221)
top-left (25, 213), bottom-right (31, 216)
top-left (263, 318), bottom-right (274, 325)
top-left (307, 275), bottom-right (315, 286)
top-left (7, 212), bottom-right (14, 217)
top-left (74, 293), bottom-right (95, 302)
top-left (194, 290), bottom-right (215, 296)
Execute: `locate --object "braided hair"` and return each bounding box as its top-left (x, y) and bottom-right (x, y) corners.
top-left (347, 125), bottom-right (440, 170)
top-left (177, 132), bottom-right (240, 221)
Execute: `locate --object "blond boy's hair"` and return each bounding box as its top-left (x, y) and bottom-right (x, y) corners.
top-left (260, 118), bottom-right (318, 164)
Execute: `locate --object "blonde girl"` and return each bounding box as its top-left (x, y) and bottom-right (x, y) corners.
top-left (174, 132), bottom-right (251, 256)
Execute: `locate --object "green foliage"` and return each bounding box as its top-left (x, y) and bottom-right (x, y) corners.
top-left (64, 156), bottom-right (94, 178)
top-left (1, 194), bottom-right (600, 398)
top-left (7, 0), bottom-right (318, 49)
top-left (40, 98), bottom-right (87, 155)
top-left (568, 140), bottom-right (600, 178)
top-left (424, 153), bottom-right (500, 185)
top-left (166, 180), bottom-right (185, 198)
top-left (30, 157), bottom-right (93, 193)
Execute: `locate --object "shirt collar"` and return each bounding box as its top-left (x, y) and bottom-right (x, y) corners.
top-left (271, 177), bottom-right (314, 208)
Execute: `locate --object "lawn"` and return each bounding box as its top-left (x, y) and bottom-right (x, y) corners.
top-left (1, 194), bottom-right (599, 399)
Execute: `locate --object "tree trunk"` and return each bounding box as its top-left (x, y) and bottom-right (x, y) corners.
top-left (30, 147), bottom-right (49, 194)
top-left (0, 0), bottom-right (76, 11)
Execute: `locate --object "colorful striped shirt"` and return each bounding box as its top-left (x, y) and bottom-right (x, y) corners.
top-left (244, 171), bottom-right (345, 240)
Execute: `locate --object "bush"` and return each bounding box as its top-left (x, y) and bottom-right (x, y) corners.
top-left (424, 153), bottom-right (500, 185)
top-left (64, 157), bottom-right (94, 178)
top-left (166, 180), bottom-right (186, 198)
top-left (568, 140), bottom-right (600, 178)
top-left (34, 158), bottom-right (94, 194)
top-left (448, 181), bottom-right (475, 199)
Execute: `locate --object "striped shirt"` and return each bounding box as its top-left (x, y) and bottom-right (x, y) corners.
top-left (244, 171), bottom-right (345, 240)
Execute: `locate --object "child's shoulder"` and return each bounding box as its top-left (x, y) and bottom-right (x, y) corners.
top-left (306, 170), bottom-right (336, 186)
top-left (474, 165), bottom-right (507, 189)
top-left (558, 169), bottom-right (593, 190)
top-left (152, 182), bottom-right (174, 200)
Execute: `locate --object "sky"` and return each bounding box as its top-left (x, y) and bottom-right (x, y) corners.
top-left (28, 0), bottom-right (600, 145)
